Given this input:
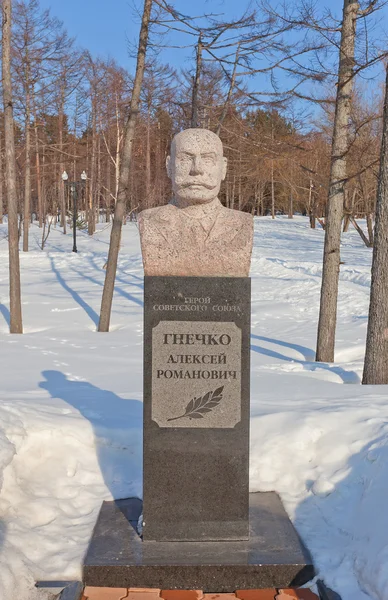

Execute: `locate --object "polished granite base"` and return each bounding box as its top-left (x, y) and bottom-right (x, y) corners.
top-left (143, 276), bottom-right (251, 542)
top-left (83, 492), bottom-right (314, 593)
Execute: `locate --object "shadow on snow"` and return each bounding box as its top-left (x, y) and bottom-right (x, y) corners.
top-left (39, 370), bottom-right (143, 500)
top-left (251, 334), bottom-right (360, 384)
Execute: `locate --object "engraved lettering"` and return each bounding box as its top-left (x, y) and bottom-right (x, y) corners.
top-left (212, 305), bottom-right (242, 312)
top-left (154, 304), bottom-right (208, 312)
top-left (152, 321), bottom-right (241, 429)
top-left (163, 333), bottom-right (231, 345)
top-left (156, 369), bottom-right (235, 380)
top-left (184, 296), bottom-right (211, 305)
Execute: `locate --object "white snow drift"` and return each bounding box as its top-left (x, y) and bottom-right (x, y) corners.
top-left (0, 217), bottom-right (387, 600)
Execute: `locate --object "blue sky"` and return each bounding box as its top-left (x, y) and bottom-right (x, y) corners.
top-left (40, 0), bottom-right (344, 72)
top-left (40, 0), bottom-right (387, 120)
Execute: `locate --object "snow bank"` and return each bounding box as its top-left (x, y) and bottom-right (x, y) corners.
top-left (0, 217), bottom-right (387, 600)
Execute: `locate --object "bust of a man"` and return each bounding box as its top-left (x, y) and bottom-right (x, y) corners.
top-left (138, 128), bottom-right (253, 277)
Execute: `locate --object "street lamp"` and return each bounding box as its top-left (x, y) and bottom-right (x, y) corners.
top-left (61, 171), bottom-right (87, 253)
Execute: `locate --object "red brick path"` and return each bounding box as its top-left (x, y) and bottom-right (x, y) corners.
top-left (82, 587), bottom-right (319, 600)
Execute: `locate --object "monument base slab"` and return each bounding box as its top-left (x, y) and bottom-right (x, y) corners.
top-left (83, 492), bottom-right (314, 592)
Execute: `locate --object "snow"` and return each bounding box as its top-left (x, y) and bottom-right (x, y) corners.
top-left (0, 216), bottom-right (387, 600)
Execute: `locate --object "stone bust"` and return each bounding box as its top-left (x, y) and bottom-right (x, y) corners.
top-left (138, 128), bottom-right (253, 277)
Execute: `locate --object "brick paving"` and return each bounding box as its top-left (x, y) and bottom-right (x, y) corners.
top-left (82, 588), bottom-right (320, 600)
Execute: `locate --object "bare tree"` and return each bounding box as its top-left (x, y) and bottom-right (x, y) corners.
top-left (362, 64), bottom-right (388, 384)
top-left (316, 0), bottom-right (360, 363)
top-left (0, 132), bottom-right (3, 224)
top-left (191, 33), bottom-right (203, 127)
top-left (2, 0), bottom-right (23, 333)
top-left (98, 0), bottom-right (153, 332)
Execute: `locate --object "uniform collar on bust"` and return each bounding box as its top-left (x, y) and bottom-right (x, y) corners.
top-left (174, 197), bottom-right (222, 219)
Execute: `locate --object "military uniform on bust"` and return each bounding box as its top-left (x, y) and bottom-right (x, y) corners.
top-left (138, 128), bottom-right (253, 277)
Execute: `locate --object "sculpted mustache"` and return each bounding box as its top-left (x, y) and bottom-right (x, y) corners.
top-left (182, 181), bottom-right (215, 189)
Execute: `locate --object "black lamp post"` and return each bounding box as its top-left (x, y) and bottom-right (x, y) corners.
top-left (62, 170), bottom-right (87, 253)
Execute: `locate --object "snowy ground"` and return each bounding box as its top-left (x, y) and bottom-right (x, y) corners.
top-left (0, 216), bottom-right (387, 600)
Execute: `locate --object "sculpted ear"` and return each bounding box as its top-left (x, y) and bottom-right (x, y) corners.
top-left (221, 157), bottom-right (227, 181)
top-left (166, 155), bottom-right (172, 179)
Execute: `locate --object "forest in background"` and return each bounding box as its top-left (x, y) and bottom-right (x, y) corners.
top-left (0, 0), bottom-right (385, 240)
top-left (3, 0), bottom-right (388, 383)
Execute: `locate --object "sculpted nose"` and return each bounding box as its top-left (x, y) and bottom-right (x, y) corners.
top-left (190, 155), bottom-right (204, 175)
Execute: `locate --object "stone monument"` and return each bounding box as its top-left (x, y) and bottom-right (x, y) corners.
top-left (139, 129), bottom-right (253, 542)
top-left (138, 128), bottom-right (253, 277)
top-left (83, 129), bottom-right (314, 591)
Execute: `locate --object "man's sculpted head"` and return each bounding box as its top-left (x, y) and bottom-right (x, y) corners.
top-left (166, 128), bottom-right (227, 207)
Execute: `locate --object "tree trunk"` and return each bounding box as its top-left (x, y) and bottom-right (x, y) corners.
top-left (145, 107), bottom-right (151, 207)
top-left (362, 65), bottom-right (388, 384)
top-left (309, 180), bottom-right (316, 228)
top-left (0, 133), bottom-right (3, 224)
top-left (288, 190), bottom-right (293, 219)
top-left (350, 216), bottom-right (372, 247)
top-left (96, 132), bottom-right (101, 226)
top-left (271, 120), bottom-right (275, 219)
top-left (191, 34), bottom-right (202, 128)
top-left (316, 0), bottom-right (359, 363)
top-left (58, 102), bottom-right (66, 233)
top-left (215, 44), bottom-right (240, 136)
top-left (33, 107), bottom-right (42, 228)
top-left (98, 0), bottom-right (153, 332)
top-left (106, 158), bottom-right (111, 222)
top-left (238, 151), bottom-right (242, 211)
top-left (23, 92), bottom-right (31, 252)
top-left (88, 102), bottom-right (97, 235)
top-left (2, 0), bottom-right (23, 333)
top-left (115, 94), bottom-right (121, 202)
top-left (366, 213), bottom-right (374, 246)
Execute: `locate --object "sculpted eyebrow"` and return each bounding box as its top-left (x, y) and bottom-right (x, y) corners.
top-left (177, 151), bottom-right (195, 157)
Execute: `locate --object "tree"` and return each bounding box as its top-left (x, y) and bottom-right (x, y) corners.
top-left (2, 0), bottom-right (23, 333)
top-left (0, 132), bottom-right (3, 224)
top-left (98, 0), bottom-right (153, 332)
top-left (316, 0), bottom-right (361, 362)
top-left (362, 64), bottom-right (388, 384)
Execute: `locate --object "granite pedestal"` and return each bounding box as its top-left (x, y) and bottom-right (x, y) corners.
top-left (143, 276), bottom-right (251, 542)
top-left (83, 275), bottom-right (315, 590)
top-left (83, 493), bottom-right (314, 592)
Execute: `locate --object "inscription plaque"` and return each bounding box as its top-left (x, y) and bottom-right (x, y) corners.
top-left (152, 321), bottom-right (241, 428)
top-left (143, 276), bottom-right (250, 542)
